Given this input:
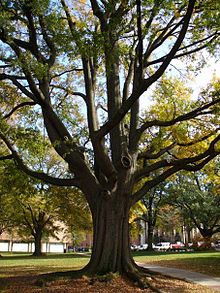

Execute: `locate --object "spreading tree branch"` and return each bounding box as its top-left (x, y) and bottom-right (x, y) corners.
top-left (132, 133), bottom-right (220, 204)
top-left (3, 101), bottom-right (36, 119)
top-left (96, 0), bottom-right (197, 140)
top-left (137, 96), bottom-right (220, 140)
top-left (0, 132), bottom-right (81, 187)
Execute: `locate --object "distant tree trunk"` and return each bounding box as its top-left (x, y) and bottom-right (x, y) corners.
top-left (33, 231), bottom-right (43, 256)
top-left (200, 229), bottom-right (213, 249)
top-left (187, 225), bottom-right (192, 243)
top-left (147, 196), bottom-right (156, 251)
top-left (147, 225), bottom-right (154, 251)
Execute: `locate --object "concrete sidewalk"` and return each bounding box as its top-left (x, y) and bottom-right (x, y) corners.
top-left (137, 263), bottom-right (220, 292)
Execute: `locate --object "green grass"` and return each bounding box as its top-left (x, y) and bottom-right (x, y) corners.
top-left (0, 251), bottom-right (219, 279)
top-left (0, 253), bottom-right (89, 277)
top-left (133, 250), bottom-right (220, 277)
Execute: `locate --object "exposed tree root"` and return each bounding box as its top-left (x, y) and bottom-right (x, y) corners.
top-left (136, 263), bottom-right (162, 277)
top-left (36, 263), bottom-right (165, 292)
top-left (125, 270), bottom-right (163, 292)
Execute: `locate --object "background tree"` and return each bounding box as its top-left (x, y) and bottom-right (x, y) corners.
top-left (129, 200), bottom-right (147, 245)
top-left (0, 160), bottom-right (63, 256)
top-left (0, 0), bottom-right (220, 288)
top-left (15, 188), bottom-right (61, 257)
top-left (0, 165), bottom-right (15, 237)
top-left (53, 186), bottom-right (93, 250)
top-left (139, 183), bottom-right (166, 250)
top-left (156, 204), bottom-right (183, 243)
top-left (168, 171), bottom-right (220, 247)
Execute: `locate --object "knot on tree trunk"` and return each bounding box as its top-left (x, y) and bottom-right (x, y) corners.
top-left (121, 155), bottom-right (132, 169)
top-left (100, 189), bottom-right (112, 200)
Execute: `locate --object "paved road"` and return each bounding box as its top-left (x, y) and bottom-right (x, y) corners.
top-left (137, 263), bottom-right (220, 292)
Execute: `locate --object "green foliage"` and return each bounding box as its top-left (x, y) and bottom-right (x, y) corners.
top-left (53, 186), bottom-right (92, 245)
top-left (167, 169), bottom-right (220, 239)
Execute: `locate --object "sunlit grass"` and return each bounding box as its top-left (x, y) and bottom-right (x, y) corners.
top-left (0, 253), bottom-right (89, 277)
top-left (0, 251), bottom-right (219, 278)
top-left (133, 250), bottom-right (220, 277)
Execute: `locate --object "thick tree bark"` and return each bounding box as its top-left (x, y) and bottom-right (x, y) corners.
top-left (81, 188), bottom-right (162, 291)
top-left (85, 195), bottom-right (135, 274)
top-left (33, 231), bottom-right (43, 256)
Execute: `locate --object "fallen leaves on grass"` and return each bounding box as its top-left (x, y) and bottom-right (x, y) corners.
top-left (1, 274), bottom-right (218, 293)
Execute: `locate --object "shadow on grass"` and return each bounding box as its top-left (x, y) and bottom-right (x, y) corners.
top-left (0, 272), bottom-right (76, 291)
top-left (0, 254), bottom-right (89, 291)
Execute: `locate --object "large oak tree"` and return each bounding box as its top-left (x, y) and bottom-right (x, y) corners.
top-left (0, 0), bottom-right (220, 287)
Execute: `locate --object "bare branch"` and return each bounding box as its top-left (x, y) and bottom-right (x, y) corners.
top-left (142, 0), bottom-right (196, 84)
top-left (138, 142), bottom-right (176, 160)
top-left (133, 132), bottom-right (220, 205)
top-left (0, 73), bottom-right (37, 101)
top-left (38, 15), bottom-right (56, 66)
top-left (144, 4), bottom-right (185, 64)
top-left (50, 84), bottom-right (87, 102)
top-left (0, 154), bottom-right (13, 160)
top-left (90, 0), bottom-right (106, 29)
top-left (132, 165), bottom-right (181, 205)
top-left (3, 101), bottom-right (36, 119)
top-left (177, 127), bottom-right (220, 147)
top-left (136, 0), bottom-right (143, 76)
top-left (123, 56), bottom-right (135, 102)
top-left (147, 32), bottom-right (219, 67)
top-left (51, 68), bottom-right (83, 80)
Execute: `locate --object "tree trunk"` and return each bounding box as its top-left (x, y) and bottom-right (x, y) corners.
top-left (85, 196), bottom-right (136, 274)
top-left (200, 231), bottom-right (213, 249)
top-left (147, 225), bottom-right (154, 251)
top-left (147, 196), bottom-right (155, 251)
top-left (33, 232), bottom-right (43, 256)
top-left (79, 191), bottom-right (162, 291)
top-left (186, 224), bottom-right (192, 243)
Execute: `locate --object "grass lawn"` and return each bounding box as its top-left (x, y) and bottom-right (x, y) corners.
top-left (0, 252), bottom-right (89, 277)
top-left (133, 250), bottom-right (220, 277)
top-left (0, 250), bottom-right (219, 277)
top-left (0, 252), bottom-right (218, 293)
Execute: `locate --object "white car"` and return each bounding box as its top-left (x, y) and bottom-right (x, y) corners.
top-left (154, 242), bottom-right (171, 251)
top-left (137, 244), bottom-right (148, 250)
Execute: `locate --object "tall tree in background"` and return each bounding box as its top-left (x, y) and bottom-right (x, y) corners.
top-left (169, 171), bottom-right (220, 247)
top-left (53, 186), bottom-right (92, 249)
top-left (0, 163), bottom-right (15, 237)
top-left (0, 161), bottom-right (62, 256)
top-left (15, 190), bottom-right (61, 257)
top-left (0, 0), bottom-right (220, 286)
top-left (140, 184), bottom-right (166, 250)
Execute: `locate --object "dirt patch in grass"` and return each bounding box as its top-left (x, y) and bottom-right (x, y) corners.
top-left (0, 274), bottom-right (218, 293)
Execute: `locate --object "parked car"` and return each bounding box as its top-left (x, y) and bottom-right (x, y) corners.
top-left (215, 241), bottom-right (220, 249)
top-left (154, 242), bottom-right (171, 251)
top-left (137, 244), bottom-right (148, 251)
top-left (170, 242), bottom-right (185, 250)
top-left (131, 244), bottom-right (138, 251)
top-left (131, 244), bottom-right (148, 251)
